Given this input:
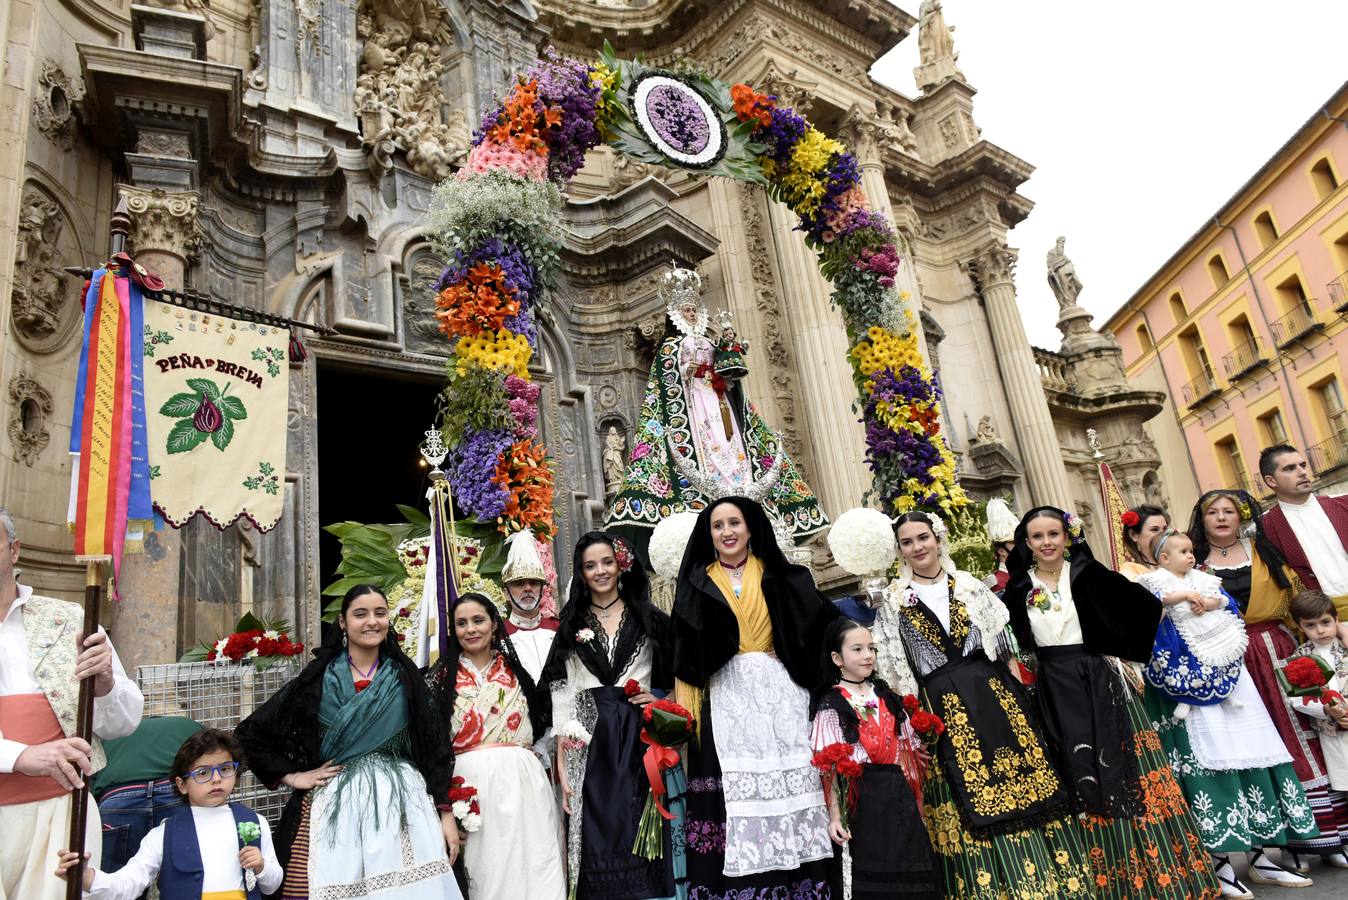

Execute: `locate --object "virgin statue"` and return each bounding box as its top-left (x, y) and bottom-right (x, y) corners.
top-left (605, 264), bottom-right (826, 562)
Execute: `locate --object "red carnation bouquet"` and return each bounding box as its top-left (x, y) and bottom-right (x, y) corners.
top-left (624, 679), bottom-right (642, 698)
top-left (632, 698), bottom-right (693, 860)
top-left (812, 742), bottom-right (864, 828)
top-left (1278, 655), bottom-right (1344, 707)
top-left (179, 612), bottom-right (305, 672)
top-left (901, 694), bottom-right (946, 746)
top-left (447, 775), bottom-right (482, 833)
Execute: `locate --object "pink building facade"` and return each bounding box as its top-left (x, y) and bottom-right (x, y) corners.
top-left (1105, 82), bottom-right (1348, 501)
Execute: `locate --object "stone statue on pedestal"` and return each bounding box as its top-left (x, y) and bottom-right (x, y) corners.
top-left (1046, 236), bottom-right (1083, 312)
top-left (914, 0), bottom-right (966, 91)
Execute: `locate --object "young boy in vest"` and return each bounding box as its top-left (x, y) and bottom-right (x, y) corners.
top-left (55, 728), bottom-right (282, 899)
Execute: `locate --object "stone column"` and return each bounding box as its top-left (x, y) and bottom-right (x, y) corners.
top-left (105, 186), bottom-right (202, 672)
top-left (765, 200), bottom-right (870, 517)
top-left (965, 244), bottom-right (1074, 508)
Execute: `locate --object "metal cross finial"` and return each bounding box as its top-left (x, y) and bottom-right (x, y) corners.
top-left (1086, 427), bottom-right (1104, 459)
top-left (420, 427), bottom-right (449, 480)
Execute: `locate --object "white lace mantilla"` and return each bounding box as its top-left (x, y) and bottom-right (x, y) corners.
top-left (709, 652), bottom-right (831, 877)
top-left (873, 569), bottom-right (1008, 696)
top-left (1140, 568), bottom-right (1248, 667)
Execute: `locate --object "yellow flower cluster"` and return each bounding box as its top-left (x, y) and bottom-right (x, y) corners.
top-left (775, 128), bottom-right (845, 215)
top-left (850, 325), bottom-right (926, 377)
top-left (455, 328), bottom-right (532, 378)
top-left (590, 63), bottom-right (619, 135)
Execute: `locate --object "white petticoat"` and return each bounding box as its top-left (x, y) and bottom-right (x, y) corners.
top-left (710, 652), bottom-right (831, 878)
top-left (1185, 667), bottom-right (1295, 771)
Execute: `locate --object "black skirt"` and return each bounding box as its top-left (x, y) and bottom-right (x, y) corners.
top-left (849, 764), bottom-right (941, 899)
top-left (1033, 644), bottom-right (1144, 818)
top-left (577, 687), bottom-right (674, 899)
top-left (923, 652), bottom-right (1070, 837)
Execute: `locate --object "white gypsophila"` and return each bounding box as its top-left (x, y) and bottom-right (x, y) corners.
top-left (649, 511), bottom-right (700, 580)
top-left (827, 507), bottom-right (898, 577)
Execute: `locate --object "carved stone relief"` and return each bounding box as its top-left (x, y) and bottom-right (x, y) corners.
top-left (31, 60), bottom-right (84, 150)
top-left (402, 246), bottom-right (451, 355)
top-left (121, 186), bottom-right (203, 261)
top-left (8, 372), bottom-right (54, 467)
top-left (12, 185), bottom-right (81, 353)
top-left (355, 0), bottom-right (469, 181)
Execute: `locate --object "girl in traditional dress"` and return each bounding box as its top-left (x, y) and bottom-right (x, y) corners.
top-left (809, 618), bottom-right (940, 899)
top-left (425, 593), bottom-right (566, 900)
top-left (1002, 507), bottom-right (1219, 899)
top-left (872, 511), bottom-right (1093, 898)
top-left (236, 584), bottom-right (460, 899)
top-left (1121, 503), bottom-right (1170, 581)
top-left (1184, 490), bottom-right (1334, 885)
top-left (672, 496), bottom-right (841, 898)
top-left (543, 532), bottom-right (681, 900)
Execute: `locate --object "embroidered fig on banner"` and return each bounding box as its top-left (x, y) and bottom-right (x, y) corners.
top-left (160, 377), bottom-right (248, 454)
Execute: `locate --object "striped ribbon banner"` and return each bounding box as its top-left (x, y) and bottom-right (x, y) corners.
top-left (69, 270), bottom-right (134, 577)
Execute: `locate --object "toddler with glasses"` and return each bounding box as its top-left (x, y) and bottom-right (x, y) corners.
top-left (55, 728), bottom-right (281, 899)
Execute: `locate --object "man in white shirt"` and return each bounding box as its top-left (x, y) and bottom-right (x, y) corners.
top-left (0, 507), bottom-right (144, 900)
top-left (499, 532), bottom-right (558, 685)
top-left (1258, 444), bottom-right (1348, 605)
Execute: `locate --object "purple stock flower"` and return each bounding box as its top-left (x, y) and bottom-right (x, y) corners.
top-left (449, 428), bottom-right (513, 520)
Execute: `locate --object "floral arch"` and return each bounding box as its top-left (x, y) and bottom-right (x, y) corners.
top-left (423, 44), bottom-right (966, 571)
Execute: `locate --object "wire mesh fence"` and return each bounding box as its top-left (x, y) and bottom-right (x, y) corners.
top-left (135, 659), bottom-right (300, 824)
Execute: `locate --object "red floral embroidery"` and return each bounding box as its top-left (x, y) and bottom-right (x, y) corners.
top-left (507, 710), bottom-right (523, 731)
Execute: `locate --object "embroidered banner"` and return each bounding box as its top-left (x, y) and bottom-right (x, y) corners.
top-left (142, 301), bottom-right (289, 532)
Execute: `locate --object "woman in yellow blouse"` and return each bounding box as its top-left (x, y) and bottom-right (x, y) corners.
top-left (671, 496), bottom-right (841, 898)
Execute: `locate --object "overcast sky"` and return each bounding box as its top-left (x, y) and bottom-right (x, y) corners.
top-left (870, 1), bottom-right (1348, 349)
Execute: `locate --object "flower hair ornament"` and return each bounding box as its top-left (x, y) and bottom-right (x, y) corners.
top-left (892, 511), bottom-right (956, 586)
top-left (612, 536), bottom-right (635, 574)
top-left (1062, 511), bottom-right (1084, 544)
top-left (1121, 510), bottom-right (1141, 528)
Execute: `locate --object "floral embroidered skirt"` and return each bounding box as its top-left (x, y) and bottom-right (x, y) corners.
top-left (1145, 685), bottom-right (1320, 852)
top-left (1074, 677), bottom-right (1219, 899)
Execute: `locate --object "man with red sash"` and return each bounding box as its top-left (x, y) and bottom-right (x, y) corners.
top-left (0, 507), bottom-right (143, 899)
top-left (1259, 444), bottom-right (1348, 613)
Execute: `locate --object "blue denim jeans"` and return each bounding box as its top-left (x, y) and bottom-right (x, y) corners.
top-left (98, 779), bottom-right (186, 887)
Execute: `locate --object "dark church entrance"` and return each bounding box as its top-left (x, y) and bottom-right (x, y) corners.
top-left (316, 361), bottom-right (444, 592)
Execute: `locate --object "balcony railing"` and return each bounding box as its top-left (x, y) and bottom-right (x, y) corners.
top-left (1307, 432), bottom-right (1348, 475)
top-left (1033, 347), bottom-right (1073, 392)
top-left (1181, 371), bottom-right (1220, 408)
top-left (1330, 270), bottom-right (1348, 312)
top-left (1270, 302), bottom-right (1323, 347)
top-left (1220, 337), bottom-right (1266, 380)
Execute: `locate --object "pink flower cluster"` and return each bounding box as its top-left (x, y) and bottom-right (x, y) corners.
top-left (505, 375), bottom-right (541, 437)
top-left (459, 142), bottom-right (548, 182)
top-left (856, 244), bottom-right (900, 288)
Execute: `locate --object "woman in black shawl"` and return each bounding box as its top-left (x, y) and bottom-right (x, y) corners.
top-left (235, 584), bottom-right (459, 899)
top-left (541, 531), bottom-right (677, 900)
top-left (1003, 507), bottom-right (1218, 898)
top-left (672, 496), bottom-right (841, 898)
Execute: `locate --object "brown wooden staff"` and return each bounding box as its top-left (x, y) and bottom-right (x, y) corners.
top-left (64, 197), bottom-right (130, 900)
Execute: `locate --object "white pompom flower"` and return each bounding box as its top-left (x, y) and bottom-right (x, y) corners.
top-left (461, 812), bottom-right (482, 833)
top-left (649, 511), bottom-right (701, 580)
top-left (827, 507), bottom-right (898, 577)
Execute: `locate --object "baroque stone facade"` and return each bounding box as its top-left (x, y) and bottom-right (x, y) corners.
top-left (0, 0), bottom-right (1179, 669)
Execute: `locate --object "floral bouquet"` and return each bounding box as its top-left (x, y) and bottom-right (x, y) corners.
top-left (1026, 586), bottom-right (1052, 612)
top-left (827, 507), bottom-right (898, 578)
top-left (1278, 655), bottom-right (1344, 707)
top-left (811, 742), bottom-right (864, 828)
top-left (448, 775), bottom-right (482, 833)
top-left (902, 695), bottom-right (946, 746)
top-left (179, 612), bottom-right (305, 672)
top-left (632, 698), bottom-right (693, 860)
top-left (237, 821), bottom-right (262, 890)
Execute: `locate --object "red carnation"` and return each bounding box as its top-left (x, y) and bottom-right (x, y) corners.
top-left (624, 679), bottom-right (642, 697)
top-left (1285, 656), bottom-right (1329, 690)
top-left (1121, 510), bottom-right (1141, 528)
top-left (902, 694), bottom-right (920, 712)
top-left (837, 758), bottom-right (863, 779)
